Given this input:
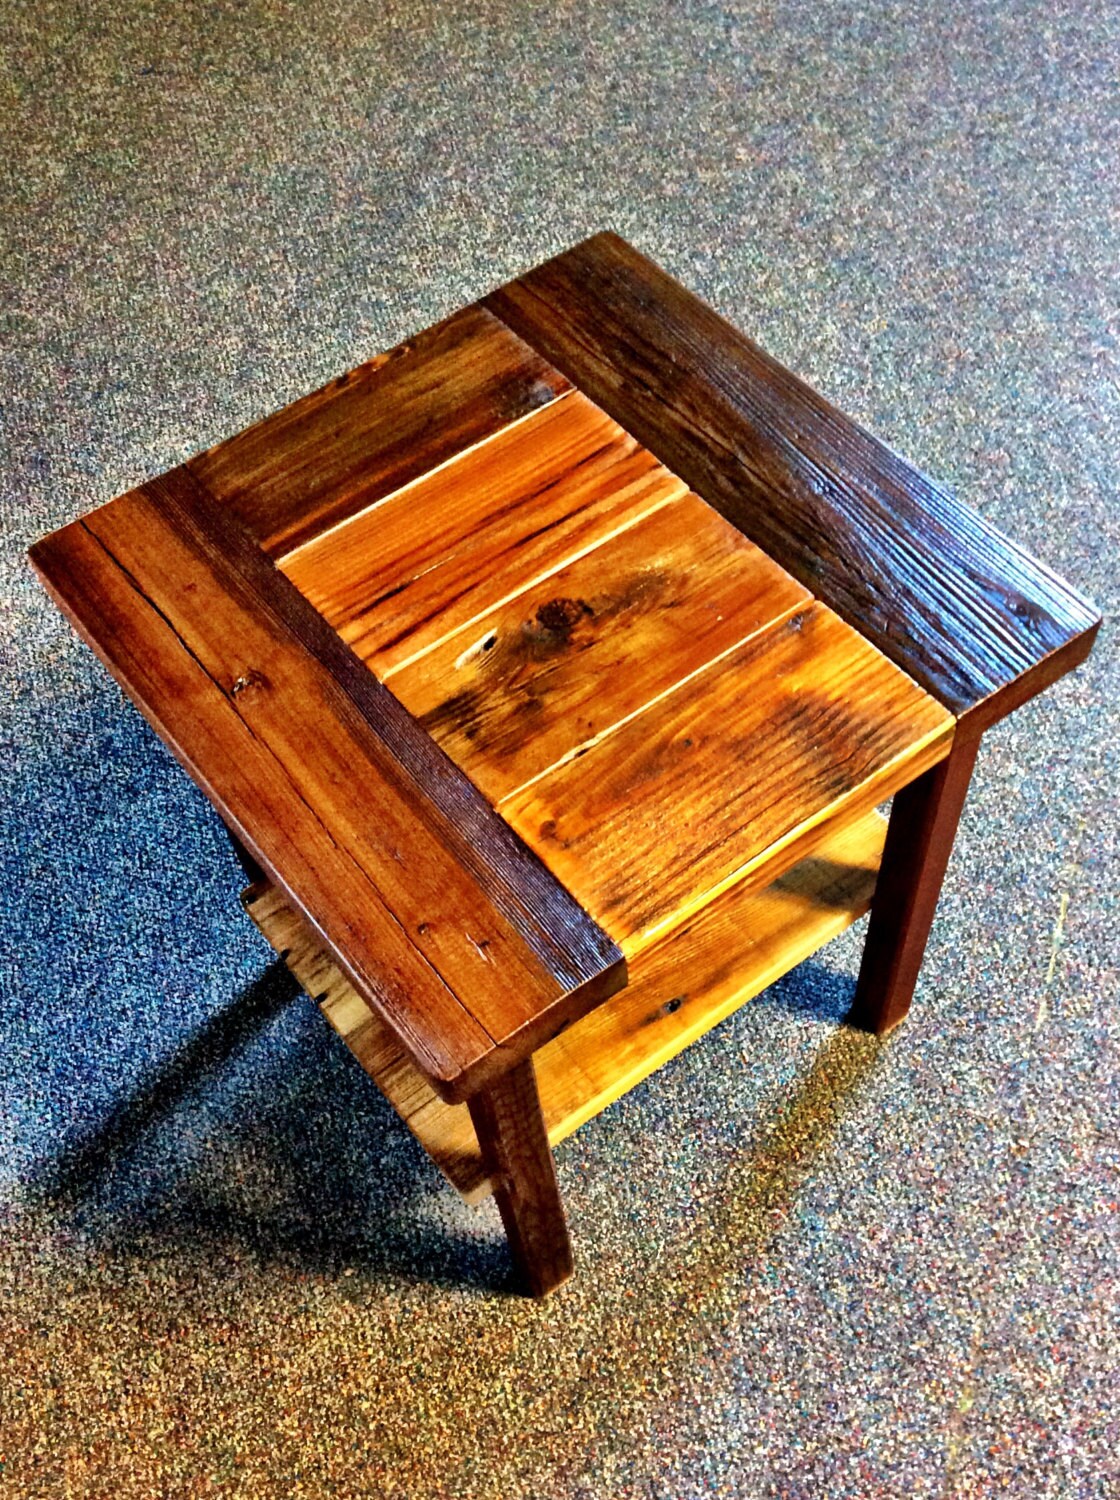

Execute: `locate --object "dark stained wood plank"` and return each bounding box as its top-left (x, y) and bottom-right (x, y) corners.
top-left (388, 490), bottom-right (810, 802)
top-left (189, 304), bottom-right (571, 558)
top-left (169, 467), bottom-right (624, 1005)
top-left (30, 519), bottom-right (493, 1091)
top-left (484, 233), bottom-right (1101, 730)
top-left (32, 469), bottom-right (626, 1101)
top-left (500, 603), bottom-right (955, 957)
top-left (848, 730), bottom-right (981, 1034)
top-left (468, 1059), bottom-right (574, 1297)
top-left (280, 391), bottom-right (687, 675)
top-left (84, 490), bottom-right (566, 1032)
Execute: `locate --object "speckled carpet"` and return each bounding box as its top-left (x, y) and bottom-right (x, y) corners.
top-left (2, 2), bottom-right (1117, 1495)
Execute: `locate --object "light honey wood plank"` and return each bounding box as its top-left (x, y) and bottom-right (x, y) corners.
top-left (386, 491), bottom-right (812, 804)
top-left (484, 232), bottom-right (1100, 730)
top-left (499, 603), bottom-right (955, 958)
top-left (242, 809), bottom-right (887, 1202)
top-left (532, 806), bottom-right (887, 1144)
top-left (189, 304), bottom-right (572, 557)
top-left (278, 390), bottom-right (688, 675)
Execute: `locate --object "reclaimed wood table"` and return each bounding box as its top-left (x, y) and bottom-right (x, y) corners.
top-left (32, 233), bottom-right (1100, 1296)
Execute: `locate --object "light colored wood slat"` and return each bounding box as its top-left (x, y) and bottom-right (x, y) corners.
top-left (532, 806), bottom-right (887, 1144)
top-left (189, 304), bottom-right (572, 557)
top-left (242, 809), bottom-right (887, 1203)
top-left (500, 603), bottom-right (955, 959)
top-left (278, 390), bottom-right (688, 675)
top-left (386, 491), bottom-right (811, 804)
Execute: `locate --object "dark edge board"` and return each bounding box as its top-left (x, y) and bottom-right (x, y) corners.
top-left (187, 303), bottom-right (573, 558)
top-left (149, 474), bottom-right (622, 974)
top-left (140, 471), bottom-right (625, 1050)
top-left (483, 232), bottom-right (1102, 732)
top-left (30, 481), bottom-right (628, 1099)
top-left (28, 521), bottom-right (493, 1094)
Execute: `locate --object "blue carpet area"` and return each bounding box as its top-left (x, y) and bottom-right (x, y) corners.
top-left (2, 1), bottom-right (1117, 1495)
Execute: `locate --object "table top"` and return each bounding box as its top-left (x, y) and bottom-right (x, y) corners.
top-left (31, 233), bottom-right (1099, 1103)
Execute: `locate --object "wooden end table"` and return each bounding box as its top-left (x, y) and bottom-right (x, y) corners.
top-left (32, 233), bottom-right (1100, 1296)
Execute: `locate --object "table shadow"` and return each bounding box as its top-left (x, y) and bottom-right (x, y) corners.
top-left (25, 956), bottom-right (874, 1297)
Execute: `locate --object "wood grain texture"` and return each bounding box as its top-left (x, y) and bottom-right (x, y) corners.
top-left (468, 1059), bottom-right (574, 1297)
top-left (388, 490), bottom-right (811, 803)
top-left (31, 469), bottom-right (625, 1101)
top-left (242, 810), bottom-right (887, 1202)
top-left (848, 730), bottom-right (981, 1034)
top-left (500, 602), bottom-right (955, 957)
top-left (484, 232), bottom-right (1101, 730)
top-left (280, 390), bottom-right (687, 675)
top-left (189, 304), bottom-right (571, 557)
top-left (31, 519), bottom-right (491, 1090)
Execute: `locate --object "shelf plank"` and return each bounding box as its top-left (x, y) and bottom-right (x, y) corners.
top-left (243, 809), bottom-right (887, 1203)
top-left (189, 304), bottom-right (571, 558)
top-left (499, 602), bottom-right (953, 958)
top-left (279, 390), bottom-right (686, 676)
top-left (387, 490), bottom-right (810, 804)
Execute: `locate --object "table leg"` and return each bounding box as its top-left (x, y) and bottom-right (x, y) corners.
top-left (468, 1058), bottom-right (573, 1297)
top-left (222, 820), bottom-right (265, 886)
top-left (849, 731), bottom-right (981, 1034)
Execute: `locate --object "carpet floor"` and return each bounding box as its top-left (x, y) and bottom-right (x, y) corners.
top-left (1, 1), bottom-right (1117, 1495)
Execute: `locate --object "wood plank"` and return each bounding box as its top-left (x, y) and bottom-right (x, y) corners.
top-left (532, 806), bottom-right (886, 1144)
top-left (387, 490), bottom-right (811, 803)
top-left (279, 390), bottom-right (687, 676)
top-left (189, 304), bottom-right (572, 557)
top-left (32, 471), bottom-right (625, 1102)
top-left (499, 603), bottom-right (955, 957)
top-left (484, 232), bottom-right (1101, 730)
top-left (242, 809), bottom-right (887, 1202)
top-left (145, 471), bottom-right (624, 1012)
top-left (31, 520), bottom-right (493, 1091)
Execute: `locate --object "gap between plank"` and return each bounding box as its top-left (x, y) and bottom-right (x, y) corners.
top-left (274, 385), bottom-right (580, 570)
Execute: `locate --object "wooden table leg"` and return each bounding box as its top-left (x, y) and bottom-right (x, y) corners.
top-left (222, 820), bottom-right (265, 886)
top-left (468, 1057), bottom-right (573, 1297)
top-left (848, 731), bottom-right (981, 1035)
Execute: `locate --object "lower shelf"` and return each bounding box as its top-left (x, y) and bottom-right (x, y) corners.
top-left (242, 809), bottom-right (886, 1203)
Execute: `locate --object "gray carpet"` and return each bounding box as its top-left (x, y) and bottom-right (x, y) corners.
top-left (2, 1), bottom-right (1117, 1495)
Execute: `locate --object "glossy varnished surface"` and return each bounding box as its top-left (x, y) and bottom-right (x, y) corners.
top-left (280, 390), bottom-right (685, 675)
top-left (387, 490), bottom-right (811, 803)
top-left (190, 304), bottom-right (571, 557)
top-left (30, 468), bottom-right (624, 1101)
top-left (500, 604), bottom-right (954, 956)
top-left (484, 232), bottom-right (1101, 730)
top-left (267, 371), bottom-right (947, 958)
top-left (30, 233), bottom-right (1097, 1128)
